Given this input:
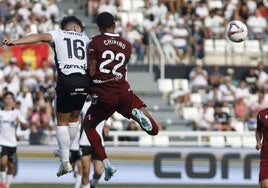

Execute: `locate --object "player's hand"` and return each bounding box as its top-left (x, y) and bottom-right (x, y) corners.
top-left (256, 142), bottom-right (262, 150)
top-left (2, 38), bottom-right (16, 46)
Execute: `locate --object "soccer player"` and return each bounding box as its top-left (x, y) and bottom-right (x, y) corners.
top-left (2, 16), bottom-right (91, 177)
top-left (83, 11), bottom-right (159, 181)
top-left (256, 107), bottom-right (268, 188)
top-left (0, 91), bottom-right (28, 188)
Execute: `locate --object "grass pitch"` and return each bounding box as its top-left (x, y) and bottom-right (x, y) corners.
top-left (12, 184), bottom-right (259, 188)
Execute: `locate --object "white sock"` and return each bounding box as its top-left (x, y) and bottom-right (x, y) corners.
top-left (6, 174), bottom-right (12, 187)
top-left (102, 158), bottom-right (111, 168)
top-left (74, 174), bottom-right (82, 188)
top-left (68, 121), bottom-right (79, 146)
top-left (81, 183), bottom-right (90, 188)
top-left (91, 177), bottom-right (99, 186)
top-left (0, 171), bottom-right (6, 183)
top-left (56, 126), bottom-right (70, 162)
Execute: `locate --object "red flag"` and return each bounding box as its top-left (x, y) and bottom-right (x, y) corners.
top-left (0, 43), bottom-right (50, 69)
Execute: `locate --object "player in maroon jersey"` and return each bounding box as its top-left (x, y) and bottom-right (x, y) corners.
top-left (256, 108), bottom-right (268, 188)
top-left (83, 12), bottom-right (159, 181)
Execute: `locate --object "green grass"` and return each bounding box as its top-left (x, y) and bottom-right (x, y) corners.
top-left (12, 184), bottom-right (259, 188)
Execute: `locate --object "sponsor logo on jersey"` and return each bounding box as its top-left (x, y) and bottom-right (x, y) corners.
top-left (63, 64), bottom-right (86, 70)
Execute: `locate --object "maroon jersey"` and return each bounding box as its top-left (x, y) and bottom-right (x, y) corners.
top-left (88, 32), bottom-right (132, 99)
top-left (257, 108), bottom-right (268, 182)
top-left (257, 108), bottom-right (268, 158)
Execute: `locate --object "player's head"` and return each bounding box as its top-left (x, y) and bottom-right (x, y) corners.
top-left (3, 91), bottom-right (15, 106)
top-left (96, 12), bottom-right (115, 32)
top-left (60, 15), bottom-right (85, 33)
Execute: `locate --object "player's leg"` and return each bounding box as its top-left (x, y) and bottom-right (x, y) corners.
top-left (68, 110), bottom-right (81, 146)
top-left (0, 149), bottom-right (8, 188)
top-left (132, 106), bottom-right (159, 135)
top-left (56, 111), bottom-right (73, 176)
top-left (126, 92), bottom-right (159, 135)
top-left (260, 179), bottom-right (268, 188)
top-left (70, 150), bottom-right (82, 188)
top-left (83, 111), bottom-right (116, 181)
top-left (90, 159), bottom-right (103, 188)
top-left (6, 153), bottom-right (15, 188)
top-left (74, 159), bottom-right (82, 188)
top-left (80, 152), bottom-right (91, 187)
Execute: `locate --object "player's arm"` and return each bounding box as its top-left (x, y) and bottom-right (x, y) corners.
top-left (2, 33), bottom-right (52, 46)
top-left (89, 59), bottom-right (97, 77)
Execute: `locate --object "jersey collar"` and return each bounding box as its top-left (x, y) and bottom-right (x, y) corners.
top-left (104, 32), bottom-right (120, 37)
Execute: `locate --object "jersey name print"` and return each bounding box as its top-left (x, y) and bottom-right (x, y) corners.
top-left (48, 30), bottom-right (90, 76)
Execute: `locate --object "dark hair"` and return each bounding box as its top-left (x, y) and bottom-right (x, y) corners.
top-left (96, 12), bottom-right (115, 29)
top-left (60, 15), bottom-right (84, 32)
top-left (214, 102), bottom-right (222, 108)
top-left (4, 91), bottom-right (14, 99)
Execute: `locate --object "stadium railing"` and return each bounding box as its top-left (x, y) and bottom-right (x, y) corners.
top-left (105, 130), bottom-right (255, 148)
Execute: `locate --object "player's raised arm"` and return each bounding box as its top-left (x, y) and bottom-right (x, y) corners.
top-left (2, 33), bottom-right (52, 46)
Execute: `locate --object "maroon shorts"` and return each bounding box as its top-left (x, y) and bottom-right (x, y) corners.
top-left (87, 89), bottom-right (146, 122)
top-left (259, 158), bottom-right (268, 182)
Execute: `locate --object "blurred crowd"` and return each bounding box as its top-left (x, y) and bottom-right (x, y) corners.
top-left (169, 60), bottom-right (268, 132)
top-left (78, 0), bottom-right (268, 64)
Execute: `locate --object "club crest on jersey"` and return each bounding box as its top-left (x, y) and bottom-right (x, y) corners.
top-left (265, 115), bottom-right (268, 119)
top-left (87, 114), bottom-right (92, 120)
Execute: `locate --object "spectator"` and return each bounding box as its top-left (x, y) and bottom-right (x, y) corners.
top-left (169, 85), bottom-right (191, 106)
top-left (235, 80), bottom-right (250, 102)
top-left (242, 67), bottom-right (259, 94)
top-left (204, 8), bottom-right (225, 39)
top-left (3, 57), bottom-right (20, 79)
top-left (234, 97), bottom-right (249, 122)
top-left (149, 0), bottom-right (168, 25)
top-left (19, 61), bottom-right (40, 91)
top-left (0, 0), bottom-right (12, 24)
top-left (171, 17), bottom-right (189, 63)
top-left (142, 12), bottom-right (159, 64)
top-left (124, 22), bottom-right (145, 64)
top-left (195, 0), bottom-right (209, 22)
top-left (17, 1), bottom-right (31, 21)
top-left (209, 65), bottom-right (224, 85)
top-left (219, 76), bottom-right (236, 105)
top-left (246, 8), bottom-right (267, 40)
top-left (213, 102), bottom-right (234, 131)
top-left (256, 61), bottom-right (268, 92)
top-left (46, 0), bottom-right (60, 19)
top-left (160, 26), bottom-right (177, 65)
top-left (193, 103), bottom-right (214, 131)
top-left (226, 68), bottom-right (238, 87)
top-left (189, 60), bottom-right (210, 92)
top-left (190, 20), bottom-right (206, 60)
top-left (16, 85), bottom-right (34, 121)
top-left (234, 2), bottom-right (250, 23)
top-left (97, 0), bottom-right (118, 16)
top-left (206, 84), bottom-right (223, 107)
top-left (250, 91), bottom-right (268, 116)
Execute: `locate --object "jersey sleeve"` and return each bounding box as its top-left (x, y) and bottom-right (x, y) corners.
top-left (47, 30), bottom-right (58, 43)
